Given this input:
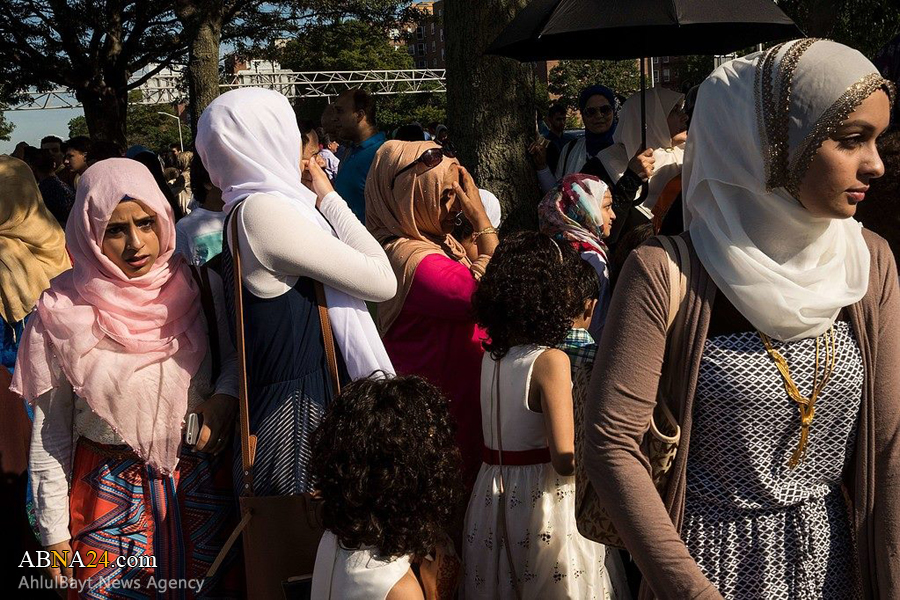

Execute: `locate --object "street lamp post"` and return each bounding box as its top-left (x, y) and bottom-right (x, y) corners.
top-left (157, 112), bottom-right (184, 152)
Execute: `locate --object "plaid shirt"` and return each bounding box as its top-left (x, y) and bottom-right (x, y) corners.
top-left (558, 328), bottom-right (597, 373)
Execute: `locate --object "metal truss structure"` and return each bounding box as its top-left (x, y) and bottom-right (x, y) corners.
top-left (9, 69), bottom-right (446, 111)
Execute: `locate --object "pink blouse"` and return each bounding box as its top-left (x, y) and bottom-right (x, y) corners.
top-left (383, 253), bottom-right (486, 486)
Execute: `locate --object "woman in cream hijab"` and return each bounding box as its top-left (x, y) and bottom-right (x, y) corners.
top-left (585, 40), bottom-right (899, 599)
top-left (599, 86), bottom-right (687, 243)
top-left (366, 140), bottom-right (498, 488)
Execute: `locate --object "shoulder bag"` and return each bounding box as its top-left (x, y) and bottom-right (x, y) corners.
top-left (574, 234), bottom-right (689, 548)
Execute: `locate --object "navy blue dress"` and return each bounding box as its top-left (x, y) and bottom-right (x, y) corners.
top-left (222, 213), bottom-right (348, 497)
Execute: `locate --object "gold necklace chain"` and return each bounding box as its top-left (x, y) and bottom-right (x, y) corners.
top-left (758, 326), bottom-right (837, 468)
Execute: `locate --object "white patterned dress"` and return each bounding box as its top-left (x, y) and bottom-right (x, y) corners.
top-left (461, 345), bottom-right (627, 600)
top-left (683, 321), bottom-right (863, 599)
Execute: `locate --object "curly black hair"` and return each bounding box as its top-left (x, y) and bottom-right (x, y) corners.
top-left (574, 257), bottom-right (600, 304)
top-left (472, 231), bottom-right (583, 360)
top-left (310, 375), bottom-right (463, 559)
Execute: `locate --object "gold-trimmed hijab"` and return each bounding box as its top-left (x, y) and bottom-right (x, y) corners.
top-left (0, 156), bottom-right (70, 324)
top-left (684, 39), bottom-right (894, 341)
top-left (365, 140), bottom-right (472, 333)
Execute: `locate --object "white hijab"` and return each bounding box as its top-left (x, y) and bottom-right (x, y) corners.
top-left (684, 39), bottom-right (892, 341)
top-left (599, 87), bottom-right (685, 213)
top-left (196, 87), bottom-right (394, 378)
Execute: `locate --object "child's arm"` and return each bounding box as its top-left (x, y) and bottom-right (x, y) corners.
top-left (530, 348), bottom-right (575, 476)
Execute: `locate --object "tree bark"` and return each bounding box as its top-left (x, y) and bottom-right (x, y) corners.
top-left (176, 0), bottom-right (225, 140)
top-left (444, 0), bottom-right (540, 232)
top-left (76, 83), bottom-right (128, 147)
top-left (186, 19), bottom-right (223, 139)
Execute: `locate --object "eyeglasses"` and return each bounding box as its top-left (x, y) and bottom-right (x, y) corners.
top-left (390, 146), bottom-right (456, 190)
top-left (583, 105), bottom-right (614, 118)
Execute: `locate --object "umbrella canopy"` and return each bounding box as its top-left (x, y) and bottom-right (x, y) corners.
top-left (487, 0), bottom-right (803, 61)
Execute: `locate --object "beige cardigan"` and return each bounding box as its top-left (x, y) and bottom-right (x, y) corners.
top-left (584, 230), bottom-right (900, 599)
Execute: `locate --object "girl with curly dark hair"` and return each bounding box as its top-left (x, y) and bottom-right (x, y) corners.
top-left (310, 375), bottom-right (464, 599)
top-left (463, 232), bottom-right (628, 599)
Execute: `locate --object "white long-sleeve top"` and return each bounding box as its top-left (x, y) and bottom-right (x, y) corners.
top-left (228, 191), bottom-right (396, 301)
top-left (29, 270), bottom-right (238, 546)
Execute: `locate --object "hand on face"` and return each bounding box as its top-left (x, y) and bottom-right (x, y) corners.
top-left (454, 166), bottom-right (490, 231)
top-left (302, 155), bottom-right (334, 207)
top-left (101, 200), bottom-right (162, 278)
top-left (796, 89), bottom-right (889, 219)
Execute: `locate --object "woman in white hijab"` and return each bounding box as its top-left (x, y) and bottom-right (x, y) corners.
top-left (195, 88), bottom-right (397, 496)
top-left (584, 40), bottom-right (900, 599)
top-left (599, 86), bottom-right (687, 243)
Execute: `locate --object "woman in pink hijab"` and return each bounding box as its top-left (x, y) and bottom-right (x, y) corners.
top-left (11, 158), bottom-right (242, 596)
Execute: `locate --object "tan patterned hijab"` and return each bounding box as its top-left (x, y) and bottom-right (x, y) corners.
top-left (0, 156), bottom-right (70, 325)
top-left (365, 140), bottom-right (472, 333)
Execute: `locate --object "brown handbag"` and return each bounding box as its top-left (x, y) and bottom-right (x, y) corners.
top-left (574, 235), bottom-right (689, 548)
top-left (205, 208), bottom-right (340, 599)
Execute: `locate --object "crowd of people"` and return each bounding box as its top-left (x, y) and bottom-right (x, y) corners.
top-left (2, 38), bottom-right (899, 599)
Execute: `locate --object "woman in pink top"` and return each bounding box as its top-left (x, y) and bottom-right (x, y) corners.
top-left (366, 140), bottom-right (499, 487)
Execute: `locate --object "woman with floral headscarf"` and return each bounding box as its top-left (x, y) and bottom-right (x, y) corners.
top-left (366, 140), bottom-right (499, 489)
top-left (585, 40), bottom-right (900, 599)
top-left (539, 173), bottom-right (616, 342)
top-left (12, 158), bottom-right (241, 596)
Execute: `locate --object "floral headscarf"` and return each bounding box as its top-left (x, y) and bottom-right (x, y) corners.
top-left (538, 173), bottom-right (611, 260)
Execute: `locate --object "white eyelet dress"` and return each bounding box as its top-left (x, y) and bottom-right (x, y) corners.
top-left (461, 345), bottom-right (628, 600)
top-left (683, 321), bottom-right (864, 599)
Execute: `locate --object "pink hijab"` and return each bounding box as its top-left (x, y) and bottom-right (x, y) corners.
top-left (11, 158), bottom-right (206, 475)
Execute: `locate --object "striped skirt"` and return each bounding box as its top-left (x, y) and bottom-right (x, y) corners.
top-left (68, 438), bottom-right (242, 599)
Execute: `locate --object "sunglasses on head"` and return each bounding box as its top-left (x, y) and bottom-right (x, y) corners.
top-left (391, 146), bottom-right (456, 190)
top-left (583, 105), bottom-right (614, 118)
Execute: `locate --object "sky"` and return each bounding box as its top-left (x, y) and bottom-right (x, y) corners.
top-left (1, 102), bottom-right (83, 154)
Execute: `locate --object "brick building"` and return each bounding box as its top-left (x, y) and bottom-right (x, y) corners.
top-left (405, 1), bottom-right (446, 69)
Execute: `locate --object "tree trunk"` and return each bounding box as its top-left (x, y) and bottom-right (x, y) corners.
top-left (186, 19), bottom-right (223, 139)
top-left (77, 84), bottom-right (128, 147)
top-left (176, 0), bottom-right (225, 141)
top-left (445, 0), bottom-right (540, 232)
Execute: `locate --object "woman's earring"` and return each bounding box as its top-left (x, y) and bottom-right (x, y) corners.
top-left (455, 211), bottom-right (463, 227)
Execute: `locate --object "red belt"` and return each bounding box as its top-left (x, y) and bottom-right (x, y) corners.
top-left (482, 446), bottom-right (551, 466)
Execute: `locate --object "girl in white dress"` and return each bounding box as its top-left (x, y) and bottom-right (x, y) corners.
top-left (310, 376), bottom-right (464, 599)
top-left (464, 232), bottom-right (627, 599)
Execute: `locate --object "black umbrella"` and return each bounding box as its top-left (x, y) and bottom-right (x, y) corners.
top-left (488, 0), bottom-right (803, 145)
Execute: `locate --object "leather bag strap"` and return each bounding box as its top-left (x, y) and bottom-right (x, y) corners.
top-left (494, 361), bottom-right (523, 600)
top-left (657, 234), bottom-right (691, 412)
top-left (229, 208), bottom-right (256, 495)
top-left (314, 281), bottom-right (341, 398)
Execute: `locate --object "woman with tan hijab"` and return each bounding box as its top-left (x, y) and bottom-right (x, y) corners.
top-left (1, 155), bottom-right (70, 369)
top-left (0, 155), bottom-right (69, 594)
top-left (366, 140), bottom-right (499, 487)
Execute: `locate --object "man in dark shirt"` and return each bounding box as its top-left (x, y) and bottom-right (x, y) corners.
top-left (31, 148), bottom-right (75, 226)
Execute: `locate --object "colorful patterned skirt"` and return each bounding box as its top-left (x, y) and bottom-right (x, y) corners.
top-left (68, 438), bottom-right (242, 599)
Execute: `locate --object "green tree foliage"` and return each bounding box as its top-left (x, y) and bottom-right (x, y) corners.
top-left (548, 60), bottom-right (641, 112)
top-left (278, 19), bottom-right (445, 133)
top-left (679, 55), bottom-right (716, 91)
top-left (69, 92), bottom-right (192, 152)
top-left (278, 20), bottom-right (412, 72)
top-left (777, 0), bottom-right (900, 58)
top-left (0, 1), bottom-right (190, 145)
top-left (0, 111), bottom-right (14, 141)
